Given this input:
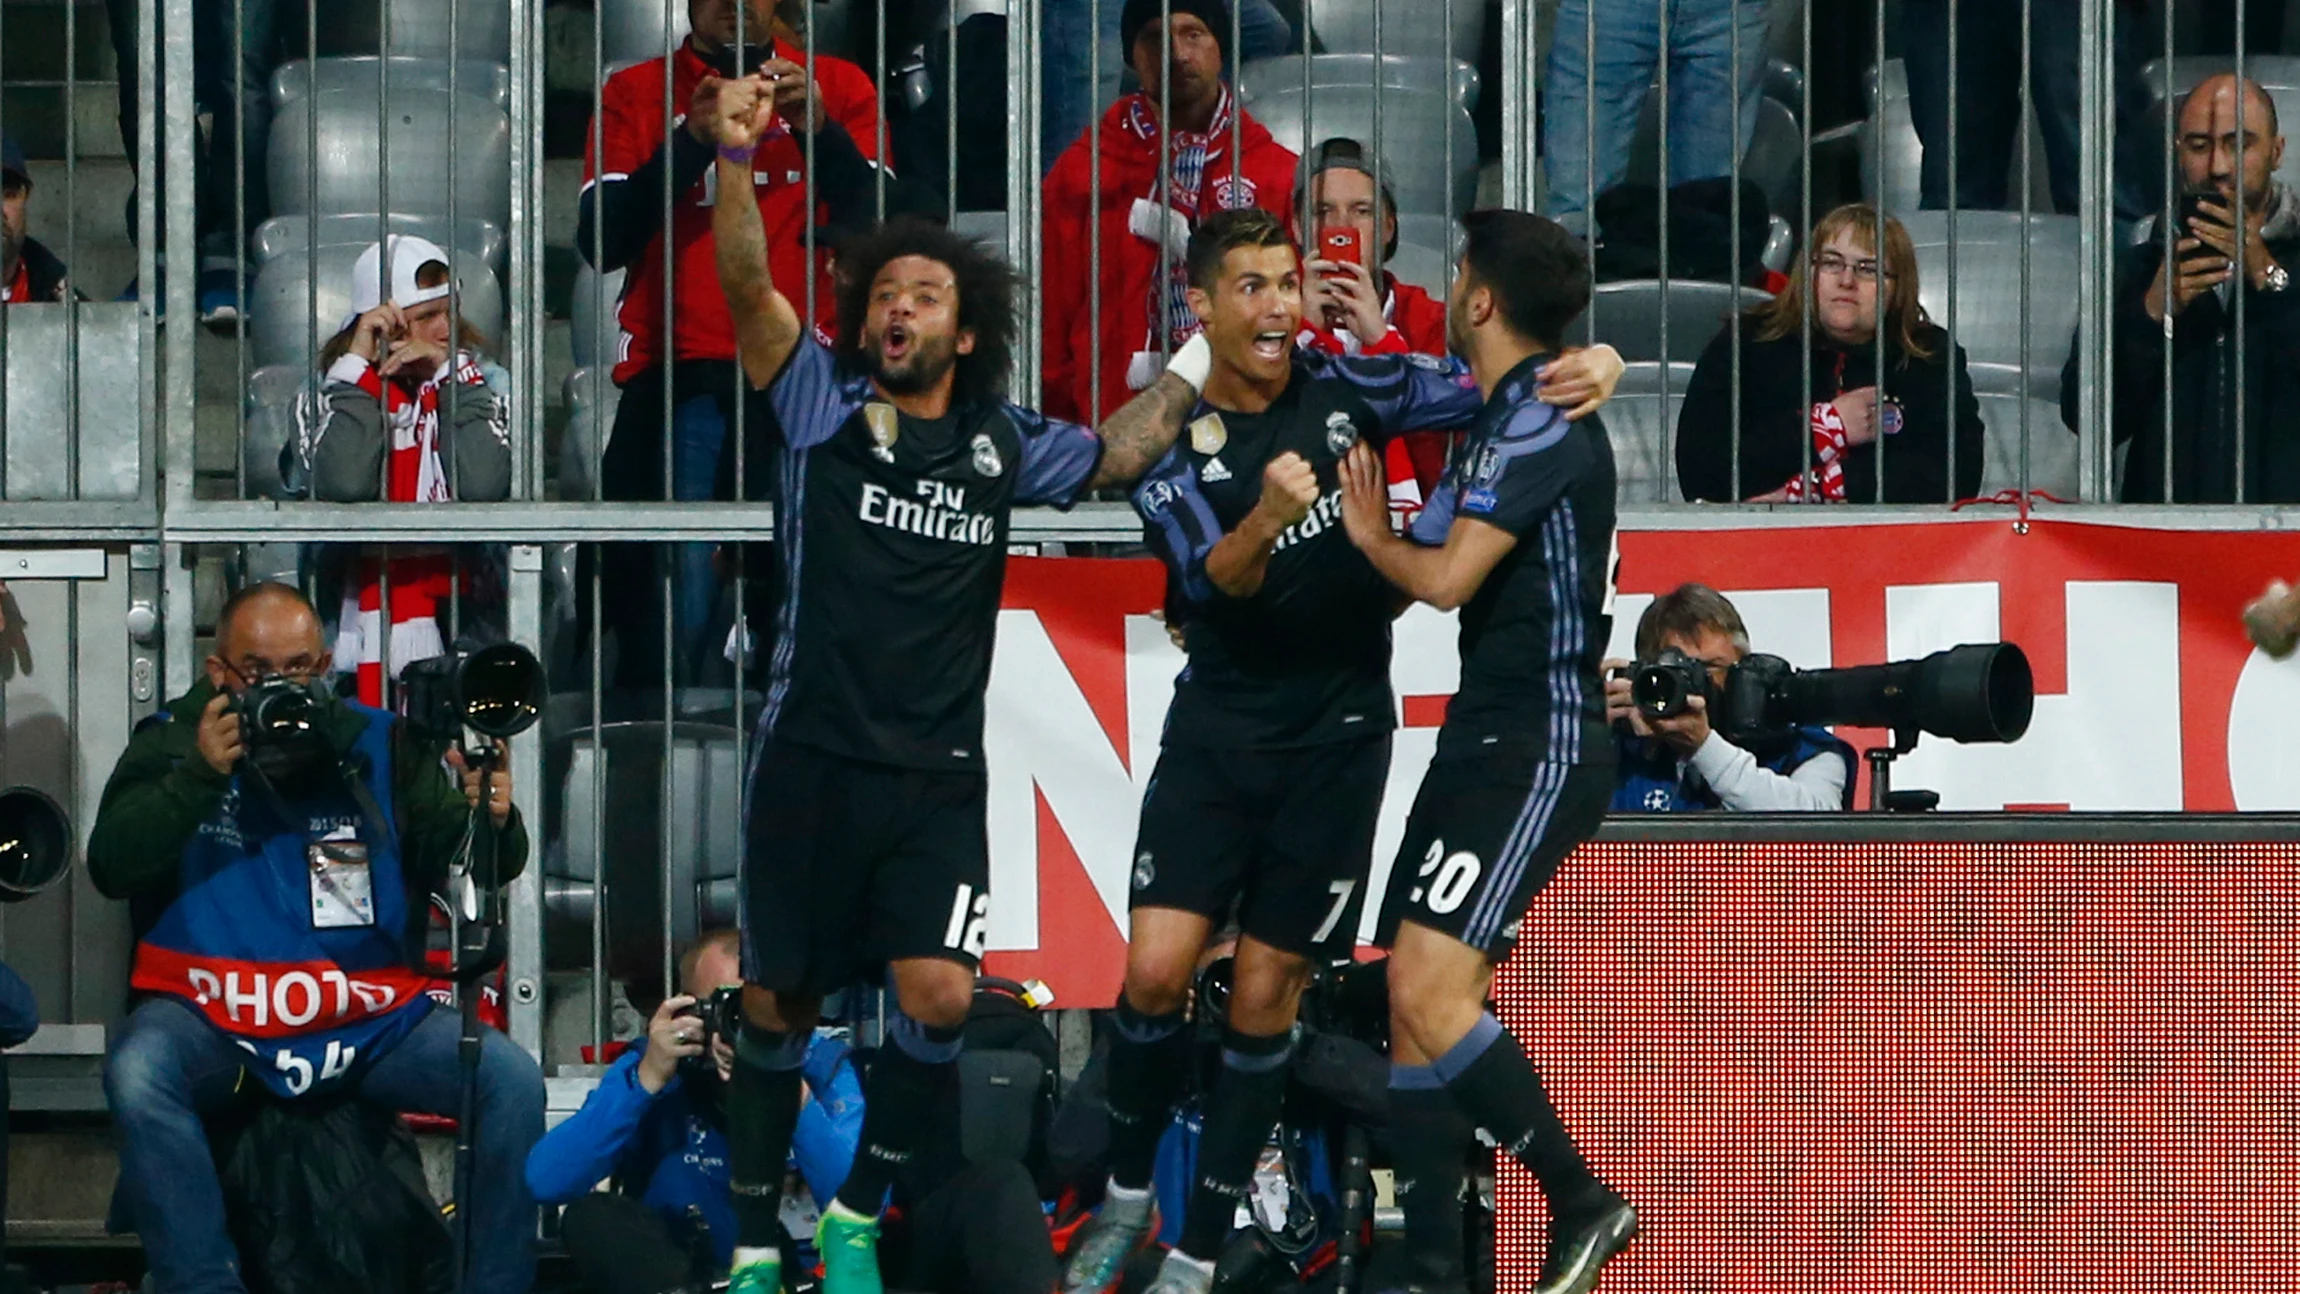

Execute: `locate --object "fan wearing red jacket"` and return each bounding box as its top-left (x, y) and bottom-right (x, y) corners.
top-left (1291, 138), bottom-right (1453, 516)
top-left (578, 0), bottom-right (890, 688)
top-left (1041, 0), bottom-right (1299, 425)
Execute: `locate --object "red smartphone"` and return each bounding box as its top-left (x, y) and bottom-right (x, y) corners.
top-left (1317, 226), bottom-right (1362, 268)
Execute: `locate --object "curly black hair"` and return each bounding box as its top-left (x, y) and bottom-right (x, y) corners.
top-left (832, 216), bottom-right (1019, 406)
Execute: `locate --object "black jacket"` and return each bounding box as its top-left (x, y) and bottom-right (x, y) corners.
top-left (8, 237), bottom-right (70, 303)
top-left (1676, 320), bottom-right (1985, 504)
top-left (2063, 216), bottom-right (2300, 503)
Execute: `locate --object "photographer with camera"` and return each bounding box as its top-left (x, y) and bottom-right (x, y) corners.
top-left (528, 929), bottom-right (862, 1294)
top-left (88, 582), bottom-right (543, 1294)
top-left (1603, 584), bottom-right (1855, 813)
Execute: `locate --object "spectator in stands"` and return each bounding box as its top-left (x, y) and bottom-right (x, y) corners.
top-left (1677, 203), bottom-right (1984, 504)
top-left (1540, 0), bottom-right (1771, 234)
top-left (1040, 0), bottom-right (1295, 176)
top-left (2069, 74), bottom-right (2300, 503)
top-left (1289, 137), bottom-right (1452, 511)
top-left (1, 137), bottom-right (68, 304)
top-left (1901, 0), bottom-right (2150, 221)
top-left (579, 0), bottom-right (886, 688)
top-left (1041, 0), bottom-right (1299, 424)
top-left (284, 236), bottom-right (511, 706)
top-left (104, 0), bottom-right (277, 324)
top-left (88, 582), bottom-right (542, 1294)
top-left (528, 929), bottom-right (863, 1294)
top-left (1603, 585), bottom-right (1854, 813)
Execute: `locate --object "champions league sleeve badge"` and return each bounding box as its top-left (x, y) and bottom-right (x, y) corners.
top-left (1189, 413), bottom-right (1228, 456)
top-left (864, 403), bottom-right (900, 463)
top-left (971, 431), bottom-right (1005, 477)
top-left (1324, 410), bottom-right (1360, 456)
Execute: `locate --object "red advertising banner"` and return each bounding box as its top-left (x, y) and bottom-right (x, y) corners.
top-left (982, 517), bottom-right (2300, 999)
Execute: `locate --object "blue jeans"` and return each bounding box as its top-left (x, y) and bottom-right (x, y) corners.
top-left (1040, 0), bottom-right (1294, 168)
top-left (671, 391), bottom-right (728, 682)
top-left (105, 997), bottom-right (544, 1294)
top-left (105, 0), bottom-right (278, 266)
top-left (1541, 0), bottom-right (1771, 230)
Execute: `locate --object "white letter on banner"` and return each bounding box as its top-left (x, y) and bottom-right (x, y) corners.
top-left (223, 972), bottom-right (269, 1027)
top-left (2225, 648), bottom-right (2300, 809)
top-left (1887, 581), bottom-right (2181, 809)
top-left (1361, 604), bottom-right (1459, 939)
top-left (984, 610), bottom-right (1165, 952)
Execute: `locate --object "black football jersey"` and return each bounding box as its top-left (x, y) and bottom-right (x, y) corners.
top-left (1129, 349), bottom-right (1482, 748)
top-left (1408, 352), bottom-right (1619, 766)
top-left (754, 338), bottom-right (1103, 770)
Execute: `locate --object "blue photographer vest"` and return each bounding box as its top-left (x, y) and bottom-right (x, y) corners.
top-left (131, 702), bottom-right (436, 1098)
top-left (1611, 727), bottom-right (1857, 813)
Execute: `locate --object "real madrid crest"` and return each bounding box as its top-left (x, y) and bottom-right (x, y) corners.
top-left (863, 403), bottom-right (900, 463)
top-left (1189, 413), bottom-right (1228, 456)
top-left (971, 431), bottom-right (1005, 478)
top-left (1324, 409), bottom-right (1359, 456)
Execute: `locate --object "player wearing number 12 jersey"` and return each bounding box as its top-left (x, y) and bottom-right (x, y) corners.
top-left (1061, 209), bottom-right (1625, 1294)
top-left (701, 76), bottom-right (1211, 1294)
top-left (1337, 210), bottom-right (1633, 1294)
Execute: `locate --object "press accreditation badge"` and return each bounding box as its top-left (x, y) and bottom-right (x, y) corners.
top-left (308, 827), bottom-right (376, 929)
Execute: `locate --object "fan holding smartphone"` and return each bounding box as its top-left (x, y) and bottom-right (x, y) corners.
top-left (1295, 139), bottom-right (1449, 357)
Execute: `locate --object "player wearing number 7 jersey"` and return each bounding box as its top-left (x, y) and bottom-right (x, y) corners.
top-left (1061, 208), bottom-right (1624, 1294)
top-left (1335, 210), bottom-right (1632, 1294)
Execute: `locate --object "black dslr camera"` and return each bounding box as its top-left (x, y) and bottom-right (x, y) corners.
top-left (398, 642), bottom-right (545, 744)
top-left (1627, 648), bottom-right (1713, 720)
top-left (232, 675), bottom-right (339, 792)
top-left (684, 985), bottom-right (745, 1048)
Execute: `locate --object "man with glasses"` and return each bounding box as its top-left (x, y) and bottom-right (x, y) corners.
top-left (86, 582), bottom-right (545, 1294)
top-left (1601, 584), bottom-right (1853, 813)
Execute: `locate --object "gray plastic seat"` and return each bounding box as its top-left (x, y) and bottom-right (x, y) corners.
top-left (561, 368), bottom-right (622, 503)
top-left (600, 0), bottom-right (693, 70)
top-left (1610, 361), bottom-right (1697, 505)
top-left (315, 0), bottom-right (512, 62)
top-left (248, 216), bottom-right (506, 369)
top-left (1567, 280), bottom-right (1771, 365)
top-left (268, 58), bottom-right (512, 226)
top-left (1862, 58), bottom-right (2056, 216)
top-left (1239, 54), bottom-right (1480, 112)
top-left (1302, 0), bottom-right (1483, 63)
top-left (570, 265), bottom-right (628, 373)
top-left (1237, 64), bottom-right (1479, 217)
top-left (1897, 210), bottom-right (2076, 400)
top-left (1966, 361), bottom-right (2078, 499)
top-left (0, 303), bottom-right (141, 502)
top-left (243, 364), bottom-right (306, 500)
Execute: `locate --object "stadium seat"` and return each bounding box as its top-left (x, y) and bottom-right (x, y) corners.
top-left (1239, 53), bottom-right (1479, 112)
top-left (570, 265), bottom-right (627, 372)
top-left (1567, 280), bottom-right (1770, 366)
top-left (1, 304), bottom-right (140, 502)
top-left (548, 719), bottom-right (746, 984)
top-left (242, 364), bottom-right (306, 500)
top-left (1236, 58), bottom-right (1479, 217)
top-left (1607, 361), bottom-right (1696, 505)
top-left (561, 368), bottom-right (621, 503)
top-left (1898, 210), bottom-right (2077, 400)
top-left (1967, 362), bottom-right (2079, 499)
top-left (1862, 58), bottom-right (2056, 216)
top-left (1303, 0), bottom-right (1484, 63)
top-left (315, 0), bottom-right (513, 63)
top-left (1622, 88), bottom-right (1803, 216)
top-left (248, 215), bottom-right (507, 370)
top-left (599, 0), bottom-right (692, 71)
top-left (268, 58), bottom-right (513, 227)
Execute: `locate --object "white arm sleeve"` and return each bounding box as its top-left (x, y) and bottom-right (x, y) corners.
top-left (1686, 733), bottom-right (1849, 812)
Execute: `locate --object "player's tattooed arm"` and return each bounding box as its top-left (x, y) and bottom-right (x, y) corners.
top-left (1087, 369), bottom-right (1200, 490)
top-left (713, 74), bottom-right (805, 391)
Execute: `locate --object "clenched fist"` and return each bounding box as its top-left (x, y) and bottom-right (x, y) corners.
top-left (1257, 451), bottom-right (1319, 528)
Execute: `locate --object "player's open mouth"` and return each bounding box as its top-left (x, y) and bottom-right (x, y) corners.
top-left (1251, 330), bottom-right (1287, 361)
top-left (883, 324), bottom-right (912, 360)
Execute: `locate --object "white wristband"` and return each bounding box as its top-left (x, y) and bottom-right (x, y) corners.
top-left (1166, 333), bottom-right (1212, 393)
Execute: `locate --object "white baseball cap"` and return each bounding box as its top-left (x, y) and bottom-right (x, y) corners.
top-left (343, 235), bottom-right (456, 330)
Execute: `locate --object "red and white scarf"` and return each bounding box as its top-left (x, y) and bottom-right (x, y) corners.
top-left (325, 352), bottom-right (489, 704)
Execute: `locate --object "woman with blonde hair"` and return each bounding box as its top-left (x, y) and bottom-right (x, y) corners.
top-left (1676, 203), bottom-right (1983, 504)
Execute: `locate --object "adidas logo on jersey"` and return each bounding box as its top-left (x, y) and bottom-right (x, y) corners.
top-left (1200, 457), bottom-right (1232, 483)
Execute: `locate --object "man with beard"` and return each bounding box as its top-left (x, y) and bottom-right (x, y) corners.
top-left (706, 76), bottom-right (1211, 1294)
top-left (1336, 209), bottom-right (1633, 1294)
top-left (1, 136), bottom-right (70, 303)
top-left (1060, 207), bottom-right (1621, 1294)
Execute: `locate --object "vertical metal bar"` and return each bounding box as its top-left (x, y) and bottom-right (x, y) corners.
top-left (2235, 0), bottom-right (2249, 503)
top-left (447, 0), bottom-right (464, 505)
top-left (505, 545), bottom-right (544, 1058)
top-left (378, 18), bottom-right (394, 507)
top-left (1726, 0), bottom-right (1741, 502)
top-left (1872, 0), bottom-right (1886, 503)
top-left (64, 0), bottom-right (81, 499)
top-left (161, 0), bottom-right (197, 521)
top-left (661, 0), bottom-right (676, 521)
top-left (946, 0), bottom-right (957, 225)
top-left (1157, 0), bottom-right (1171, 367)
top-left (1580, 0), bottom-right (1593, 355)
top-left (233, 0), bottom-right (248, 501)
top-left (1296, 3), bottom-right (1310, 257)
top-left (1005, 0), bottom-right (1041, 401)
top-left (516, 0), bottom-right (544, 500)
top-left (2016, 0), bottom-right (2033, 500)
top-left (875, 0), bottom-right (888, 221)
top-left (1370, 0), bottom-right (1383, 297)
top-left (2076, 0), bottom-right (2114, 501)
top-left (2159, 2), bottom-right (2173, 500)
top-left (1230, 0), bottom-right (1241, 225)
top-left (1797, 0), bottom-right (1811, 496)
top-left (1945, 0), bottom-right (1958, 501)
top-left (1090, 0), bottom-right (1103, 422)
top-left (1654, 0), bottom-right (1669, 504)
top-left (588, 545), bottom-right (607, 1049)
top-left (1498, 0), bottom-right (1531, 209)
top-left (590, 0), bottom-right (607, 505)
top-left (1441, 0), bottom-right (1454, 294)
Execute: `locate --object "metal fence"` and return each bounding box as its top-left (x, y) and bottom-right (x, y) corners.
top-left (0, 0), bottom-right (2282, 1077)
